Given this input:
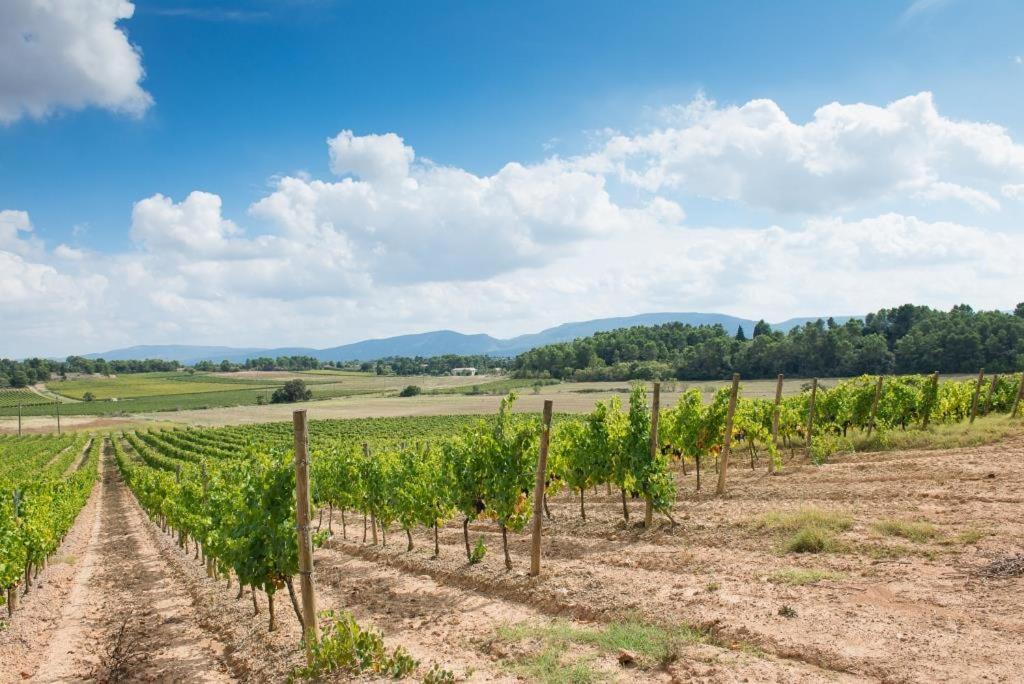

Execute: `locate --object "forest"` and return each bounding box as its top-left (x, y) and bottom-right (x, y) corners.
top-left (512, 304), bottom-right (1024, 381)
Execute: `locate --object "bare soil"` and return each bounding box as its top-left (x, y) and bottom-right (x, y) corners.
top-left (5, 433), bottom-right (1022, 682)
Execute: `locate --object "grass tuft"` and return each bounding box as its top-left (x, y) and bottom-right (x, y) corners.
top-left (768, 567), bottom-right (843, 586)
top-left (752, 507), bottom-right (852, 554)
top-left (497, 618), bottom-right (705, 674)
top-left (872, 519), bottom-right (938, 543)
top-left (753, 508), bottom-right (853, 534)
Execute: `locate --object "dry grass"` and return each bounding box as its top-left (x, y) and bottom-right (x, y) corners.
top-left (768, 567), bottom-right (844, 585)
top-left (872, 519), bottom-right (938, 543)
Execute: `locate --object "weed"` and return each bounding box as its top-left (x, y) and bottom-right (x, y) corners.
top-left (752, 508), bottom-right (852, 555)
top-left (89, 614), bottom-right (148, 683)
top-left (469, 537), bottom-right (487, 565)
top-left (753, 508), bottom-right (853, 534)
top-left (422, 662), bottom-right (457, 683)
top-left (778, 605), bottom-right (798, 619)
top-left (768, 568), bottom-right (843, 586)
top-left (498, 618), bottom-right (705, 672)
top-left (872, 519), bottom-right (938, 543)
top-left (290, 610), bottom-right (417, 682)
top-left (786, 527), bottom-right (838, 553)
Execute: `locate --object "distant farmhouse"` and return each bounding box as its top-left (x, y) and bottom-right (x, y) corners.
top-left (451, 367), bottom-right (477, 376)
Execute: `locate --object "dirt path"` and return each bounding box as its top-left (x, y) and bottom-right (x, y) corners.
top-left (2, 442), bottom-right (236, 683)
top-left (62, 437), bottom-right (93, 476)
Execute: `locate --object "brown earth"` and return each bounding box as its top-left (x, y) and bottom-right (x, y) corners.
top-left (4, 434), bottom-right (1022, 682)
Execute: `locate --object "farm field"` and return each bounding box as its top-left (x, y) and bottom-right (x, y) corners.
top-left (2, 414), bottom-right (1022, 682)
top-left (0, 388), bottom-right (50, 408)
top-left (0, 371), bottom-right (491, 423)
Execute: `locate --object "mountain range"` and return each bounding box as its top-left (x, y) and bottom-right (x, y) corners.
top-left (84, 312), bottom-right (857, 364)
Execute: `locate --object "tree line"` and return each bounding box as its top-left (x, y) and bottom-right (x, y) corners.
top-left (513, 303), bottom-right (1024, 381)
top-left (0, 356), bottom-right (182, 388)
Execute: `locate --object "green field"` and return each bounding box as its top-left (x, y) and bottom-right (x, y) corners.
top-left (49, 372), bottom-right (274, 400)
top-left (0, 370), bottom-right (491, 418)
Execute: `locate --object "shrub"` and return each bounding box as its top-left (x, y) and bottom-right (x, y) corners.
top-left (270, 379), bottom-right (312, 404)
top-left (399, 385), bottom-right (422, 397)
top-left (82, 392), bottom-right (95, 402)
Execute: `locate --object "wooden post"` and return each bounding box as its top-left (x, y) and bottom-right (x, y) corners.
top-left (768, 374), bottom-right (783, 474)
top-left (1012, 371), bottom-right (1024, 418)
top-left (806, 378), bottom-right (818, 450)
top-left (923, 372), bottom-right (939, 428)
top-left (293, 409), bottom-right (319, 648)
top-left (55, 400), bottom-right (61, 435)
top-left (715, 374), bottom-right (740, 496)
top-left (969, 369), bottom-right (985, 424)
top-left (984, 374), bottom-right (998, 415)
top-left (18, 404), bottom-right (21, 437)
top-left (363, 443), bottom-right (376, 545)
top-left (644, 383), bottom-right (660, 528)
top-left (866, 376), bottom-right (883, 437)
top-left (529, 400), bottom-right (553, 577)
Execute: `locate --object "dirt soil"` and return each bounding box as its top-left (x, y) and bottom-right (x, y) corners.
top-left (4, 434), bottom-right (1022, 682)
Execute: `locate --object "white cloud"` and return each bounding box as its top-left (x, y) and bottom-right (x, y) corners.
top-left (1002, 183), bottom-right (1024, 199)
top-left (328, 131), bottom-right (415, 186)
top-left (914, 181), bottom-right (1000, 211)
top-left (252, 136), bottom-right (630, 284)
top-left (0, 209), bottom-right (42, 256)
top-left (5, 92), bottom-right (1024, 357)
top-left (587, 92), bottom-right (1024, 214)
top-left (131, 191), bottom-right (241, 254)
top-left (0, 0), bottom-right (151, 124)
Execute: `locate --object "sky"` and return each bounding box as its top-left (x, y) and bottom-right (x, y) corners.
top-left (2, 0), bottom-right (1024, 358)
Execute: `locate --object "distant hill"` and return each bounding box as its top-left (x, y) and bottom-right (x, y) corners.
top-left (83, 312), bottom-right (859, 364)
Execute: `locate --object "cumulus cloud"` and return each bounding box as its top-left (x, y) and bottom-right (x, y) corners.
top-left (5, 92), bottom-right (1024, 357)
top-left (131, 191), bottom-right (241, 254)
top-left (0, 0), bottom-right (151, 123)
top-left (252, 136), bottom-right (629, 284)
top-left (587, 92), bottom-right (1024, 214)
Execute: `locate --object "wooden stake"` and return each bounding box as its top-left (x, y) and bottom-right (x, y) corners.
top-left (56, 400), bottom-right (61, 435)
top-left (866, 376), bottom-right (883, 437)
top-left (529, 400), bottom-right (553, 577)
top-left (1012, 371), bottom-right (1024, 418)
top-left (806, 378), bottom-right (818, 450)
top-left (923, 372), bottom-right (938, 428)
top-left (768, 374), bottom-right (783, 474)
top-left (715, 374), bottom-right (740, 496)
top-left (293, 409), bottom-right (319, 649)
top-left (969, 369), bottom-right (985, 424)
top-left (363, 443), bottom-right (377, 545)
top-left (984, 374), bottom-right (999, 415)
top-left (644, 383), bottom-right (660, 528)
top-left (18, 404), bottom-right (21, 437)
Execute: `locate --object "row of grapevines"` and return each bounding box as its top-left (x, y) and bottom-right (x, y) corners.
top-left (1, 436), bottom-right (100, 611)
top-left (114, 434), bottom-right (303, 633)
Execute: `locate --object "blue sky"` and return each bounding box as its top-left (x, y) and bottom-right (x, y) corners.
top-left (2, 0), bottom-right (1024, 357)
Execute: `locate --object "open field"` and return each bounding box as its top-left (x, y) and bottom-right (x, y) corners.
top-left (4, 418), bottom-right (1023, 682)
top-left (0, 371), bottom-right (493, 421)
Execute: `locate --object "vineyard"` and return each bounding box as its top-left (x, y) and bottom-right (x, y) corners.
top-left (2, 371), bottom-right (1023, 681)
top-left (0, 388), bottom-right (49, 409)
